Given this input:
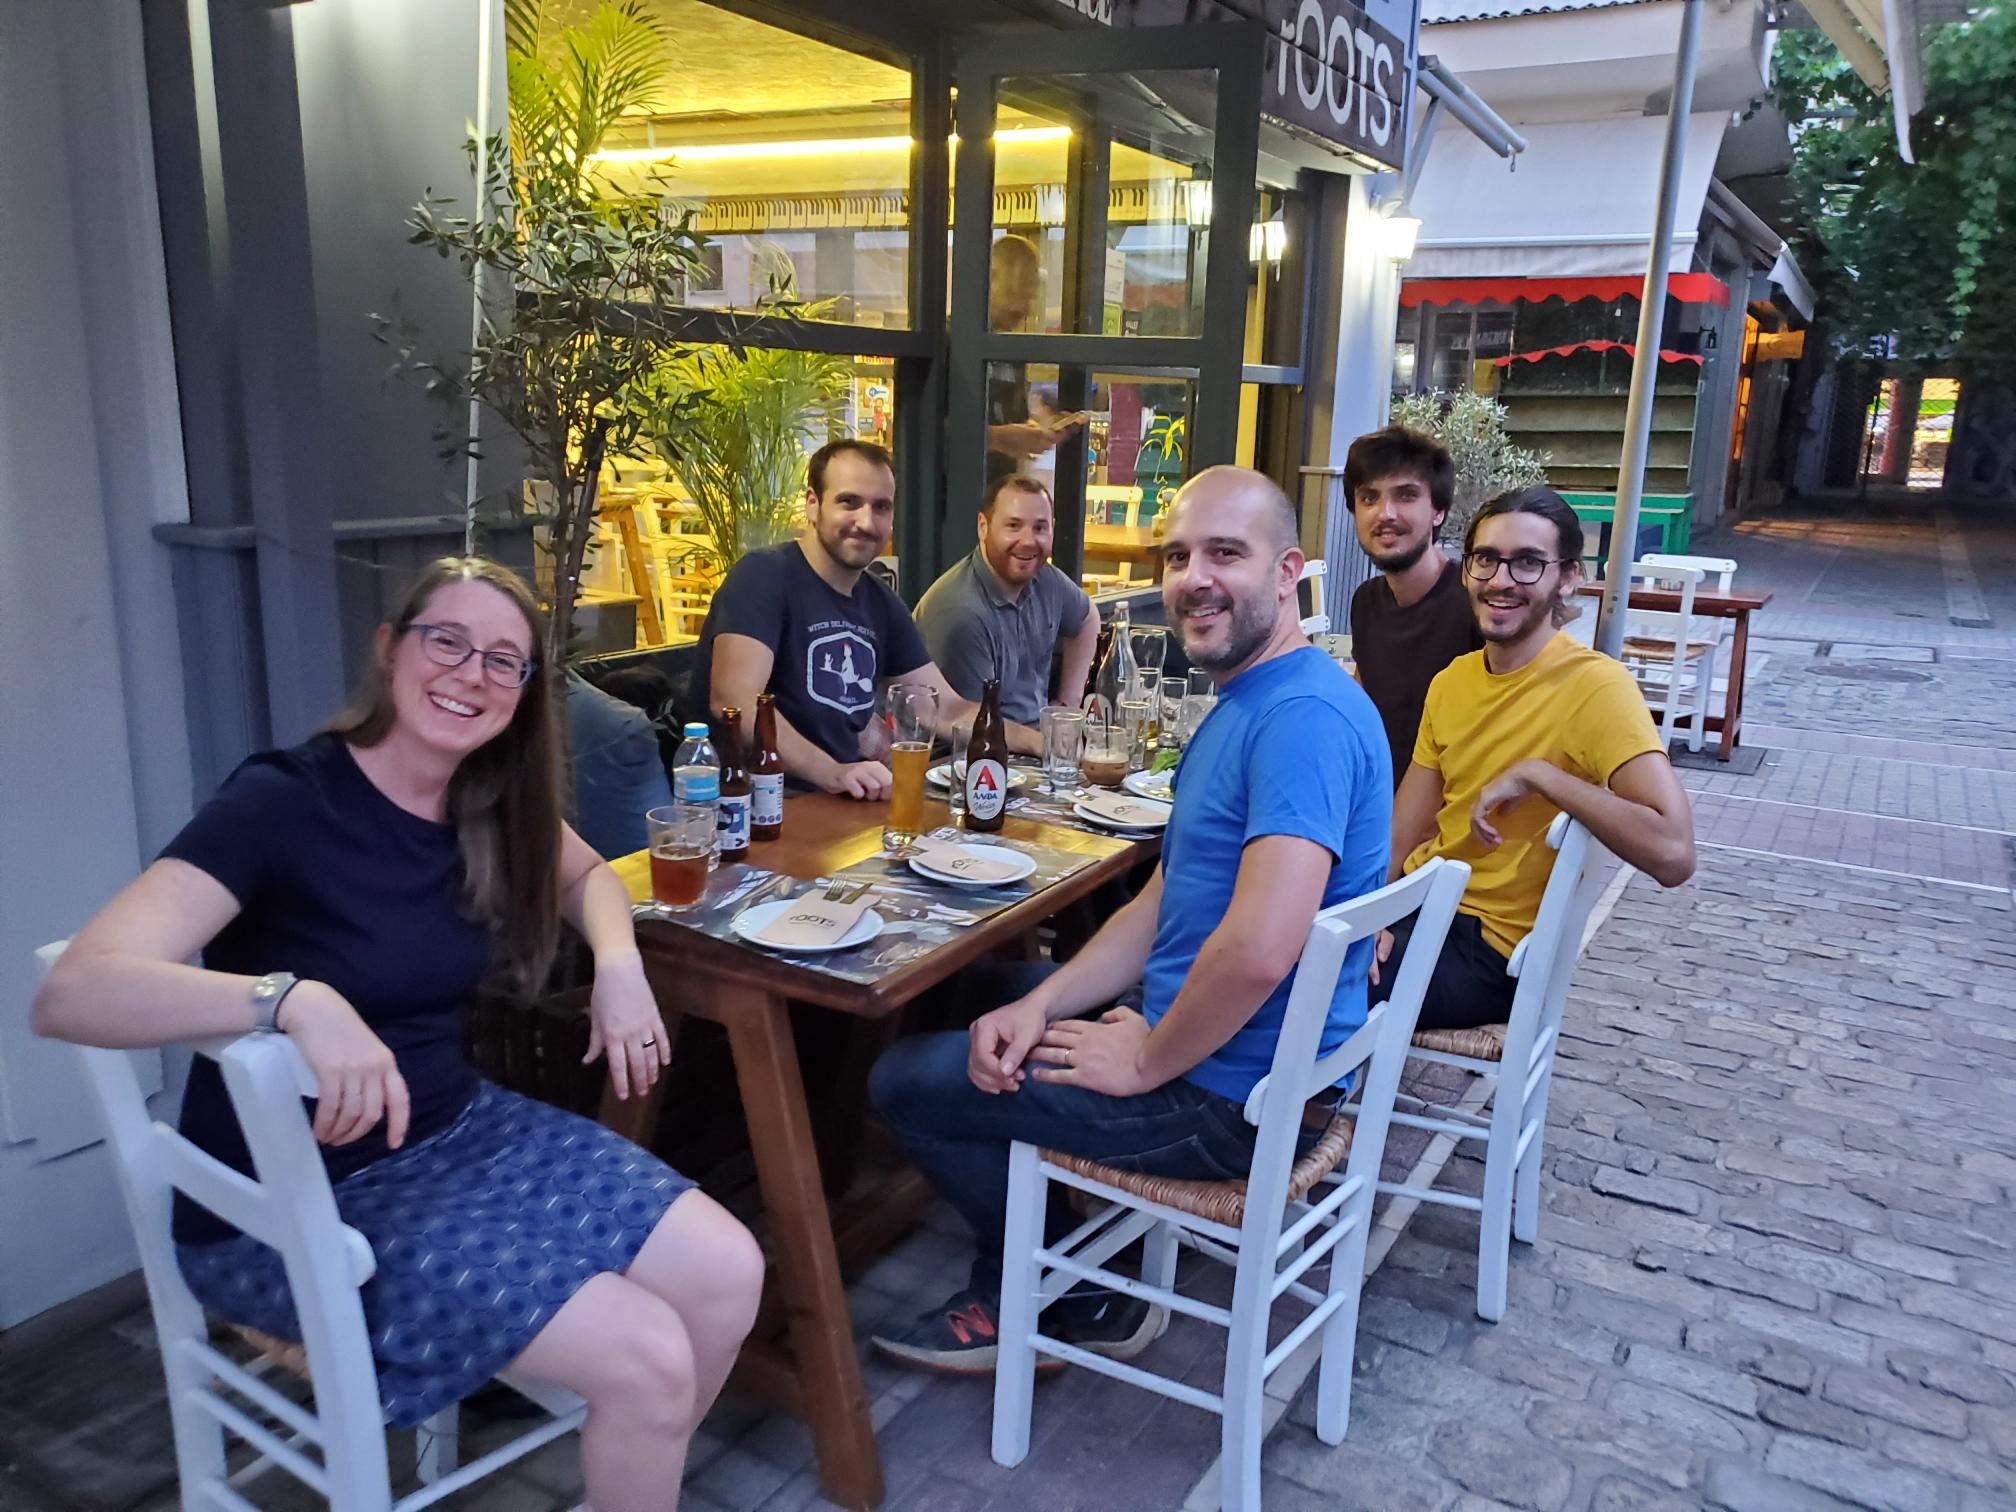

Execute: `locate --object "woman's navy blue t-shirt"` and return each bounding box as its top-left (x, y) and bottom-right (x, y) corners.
top-left (161, 734), bottom-right (492, 1244)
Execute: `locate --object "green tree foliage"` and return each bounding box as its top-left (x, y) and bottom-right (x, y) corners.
top-left (1389, 391), bottom-right (1550, 542)
top-left (1771, 7), bottom-right (2016, 368)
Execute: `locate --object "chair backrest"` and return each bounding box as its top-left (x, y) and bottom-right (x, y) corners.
top-left (1626, 558), bottom-right (1703, 645)
top-left (34, 943), bottom-right (392, 1501)
top-left (1641, 552), bottom-right (1736, 594)
top-left (1499, 814), bottom-right (1610, 1079)
top-left (1296, 559), bottom-right (1331, 635)
top-left (1237, 859), bottom-right (1470, 1236)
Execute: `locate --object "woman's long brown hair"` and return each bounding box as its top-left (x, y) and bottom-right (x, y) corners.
top-left (326, 558), bottom-right (562, 993)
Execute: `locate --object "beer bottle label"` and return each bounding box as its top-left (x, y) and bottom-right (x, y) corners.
top-left (717, 794), bottom-right (751, 852)
top-left (752, 773), bottom-right (784, 828)
top-left (964, 760), bottom-right (1008, 821)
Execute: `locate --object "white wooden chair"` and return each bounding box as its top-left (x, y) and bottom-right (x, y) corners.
top-left (1297, 558), bottom-right (1330, 635)
top-left (1638, 553), bottom-right (1737, 752)
top-left (1350, 816), bottom-right (1611, 1322)
top-left (35, 943), bottom-right (585, 1512)
top-left (990, 858), bottom-right (1472, 1512)
top-left (1618, 558), bottom-right (1711, 751)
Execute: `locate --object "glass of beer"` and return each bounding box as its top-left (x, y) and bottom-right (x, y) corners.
top-left (883, 684), bottom-right (938, 850)
top-left (646, 802), bottom-right (715, 912)
top-left (1117, 696), bottom-right (1155, 771)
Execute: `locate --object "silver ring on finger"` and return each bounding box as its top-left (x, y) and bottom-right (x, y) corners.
top-left (642, 1037), bottom-right (657, 1047)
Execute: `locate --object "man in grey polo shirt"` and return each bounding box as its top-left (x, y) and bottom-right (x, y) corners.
top-left (914, 473), bottom-right (1101, 725)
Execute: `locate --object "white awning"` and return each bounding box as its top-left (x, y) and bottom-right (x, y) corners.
top-left (1405, 112), bottom-right (1729, 280)
top-left (1768, 247), bottom-right (1816, 323)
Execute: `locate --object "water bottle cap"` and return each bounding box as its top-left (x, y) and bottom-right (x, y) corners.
top-left (683, 722), bottom-right (710, 737)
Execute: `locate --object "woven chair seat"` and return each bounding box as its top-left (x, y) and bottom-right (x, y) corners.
top-left (1042, 1114), bottom-right (1354, 1228)
top-left (1622, 635), bottom-right (1713, 662)
top-left (1410, 1023), bottom-right (1507, 1061)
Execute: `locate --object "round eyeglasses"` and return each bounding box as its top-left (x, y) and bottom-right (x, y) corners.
top-left (407, 622), bottom-right (537, 689)
top-left (1463, 549), bottom-right (1566, 586)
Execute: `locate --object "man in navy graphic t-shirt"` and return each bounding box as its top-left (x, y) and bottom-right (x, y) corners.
top-left (695, 439), bottom-right (1043, 801)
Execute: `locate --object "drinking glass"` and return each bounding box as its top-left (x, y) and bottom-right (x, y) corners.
top-left (1158, 676), bottom-right (1186, 749)
top-left (1117, 697), bottom-right (1155, 772)
top-left (1181, 691), bottom-right (1216, 744)
top-left (1041, 706), bottom-right (1085, 794)
top-left (883, 684), bottom-right (938, 850)
top-left (1080, 726), bottom-right (1131, 788)
top-left (1130, 626), bottom-right (1168, 700)
top-left (1186, 667), bottom-right (1214, 698)
top-left (646, 803), bottom-right (716, 912)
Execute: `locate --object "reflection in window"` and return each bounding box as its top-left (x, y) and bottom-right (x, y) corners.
top-left (572, 0), bottom-right (915, 328)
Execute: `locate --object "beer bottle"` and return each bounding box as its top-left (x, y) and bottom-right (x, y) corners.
top-left (962, 678), bottom-right (1010, 834)
top-left (751, 693), bottom-right (785, 842)
top-left (716, 710), bottom-right (753, 863)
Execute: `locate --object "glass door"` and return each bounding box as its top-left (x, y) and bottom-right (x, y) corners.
top-left (948, 23), bottom-right (1265, 591)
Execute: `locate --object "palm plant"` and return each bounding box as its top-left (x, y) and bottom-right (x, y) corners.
top-left (639, 331), bottom-right (854, 571)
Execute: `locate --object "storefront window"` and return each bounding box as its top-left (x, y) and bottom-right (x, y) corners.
top-left (990, 71), bottom-right (1219, 337)
top-left (582, 0), bottom-right (914, 329)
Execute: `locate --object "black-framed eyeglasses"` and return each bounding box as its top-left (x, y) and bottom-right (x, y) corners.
top-left (407, 623), bottom-right (537, 689)
top-left (1463, 549), bottom-right (1566, 586)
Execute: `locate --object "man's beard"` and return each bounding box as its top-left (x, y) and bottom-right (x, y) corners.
top-left (1367, 532), bottom-right (1433, 574)
top-left (819, 521), bottom-right (881, 568)
top-left (1181, 590), bottom-right (1278, 673)
top-left (1476, 588), bottom-right (1565, 643)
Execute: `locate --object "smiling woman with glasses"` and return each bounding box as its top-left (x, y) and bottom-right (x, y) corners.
top-left (32, 556), bottom-right (762, 1511)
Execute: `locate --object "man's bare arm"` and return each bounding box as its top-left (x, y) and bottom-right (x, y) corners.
top-left (711, 633), bottom-right (890, 798)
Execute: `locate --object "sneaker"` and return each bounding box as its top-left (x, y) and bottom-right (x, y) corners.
top-left (1054, 1292), bottom-right (1161, 1362)
top-left (871, 1290), bottom-right (1065, 1377)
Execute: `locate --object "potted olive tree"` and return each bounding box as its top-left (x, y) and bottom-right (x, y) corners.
top-left (1389, 390), bottom-right (1550, 545)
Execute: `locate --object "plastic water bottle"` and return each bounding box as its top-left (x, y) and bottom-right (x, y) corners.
top-left (672, 722), bottom-right (722, 868)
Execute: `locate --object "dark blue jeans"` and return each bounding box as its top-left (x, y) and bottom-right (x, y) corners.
top-left (869, 963), bottom-right (1276, 1305)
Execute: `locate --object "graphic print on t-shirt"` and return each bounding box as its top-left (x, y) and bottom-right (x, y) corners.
top-left (808, 625), bottom-right (877, 715)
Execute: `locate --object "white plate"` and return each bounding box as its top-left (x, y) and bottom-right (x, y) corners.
top-left (908, 843), bottom-right (1038, 889)
top-left (1073, 796), bottom-right (1173, 833)
top-left (730, 896), bottom-right (885, 953)
top-left (1123, 769), bottom-right (1175, 802)
top-left (927, 762), bottom-right (1035, 792)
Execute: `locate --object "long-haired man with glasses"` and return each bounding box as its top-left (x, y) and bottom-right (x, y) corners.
top-left (1369, 485), bottom-right (1696, 1030)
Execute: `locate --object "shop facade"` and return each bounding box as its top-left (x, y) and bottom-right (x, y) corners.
top-left (1, 0), bottom-right (1470, 1324)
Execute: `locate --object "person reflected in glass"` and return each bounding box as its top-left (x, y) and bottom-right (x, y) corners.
top-left (34, 558), bottom-right (762, 1512)
top-left (987, 234), bottom-right (1083, 486)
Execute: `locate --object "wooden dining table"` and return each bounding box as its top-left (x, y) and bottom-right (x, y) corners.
top-left (1576, 582), bottom-right (1774, 760)
top-left (603, 792), bottom-right (1158, 1509)
top-left (1082, 522), bottom-right (1164, 581)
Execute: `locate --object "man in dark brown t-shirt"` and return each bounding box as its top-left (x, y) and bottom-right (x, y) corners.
top-left (1346, 425), bottom-right (1484, 784)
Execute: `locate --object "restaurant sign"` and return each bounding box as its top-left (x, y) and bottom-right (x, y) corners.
top-left (1071, 0), bottom-right (1413, 172)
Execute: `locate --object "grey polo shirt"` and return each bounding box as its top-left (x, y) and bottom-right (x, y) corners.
top-left (913, 547), bottom-right (1092, 725)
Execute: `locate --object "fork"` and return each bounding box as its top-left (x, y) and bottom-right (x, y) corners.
top-left (824, 878), bottom-right (871, 903)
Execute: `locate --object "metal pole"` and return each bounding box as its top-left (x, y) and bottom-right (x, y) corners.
top-left (463, 0), bottom-right (496, 557)
top-left (1593, 0), bottom-right (1704, 659)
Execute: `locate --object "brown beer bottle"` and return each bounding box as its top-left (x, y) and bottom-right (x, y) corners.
top-left (962, 678), bottom-right (1010, 834)
top-left (716, 710), bottom-right (752, 862)
top-left (751, 693), bottom-right (785, 842)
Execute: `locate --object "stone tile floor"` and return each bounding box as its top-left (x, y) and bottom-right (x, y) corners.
top-left (5, 498), bottom-right (2015, 1512)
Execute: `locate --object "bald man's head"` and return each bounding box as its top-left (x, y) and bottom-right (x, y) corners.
top-left (1160, 465), bottom-right (1306, 678)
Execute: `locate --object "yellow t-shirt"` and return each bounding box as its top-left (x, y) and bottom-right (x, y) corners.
top-left (1405, 633), bottom-right (1663, 956)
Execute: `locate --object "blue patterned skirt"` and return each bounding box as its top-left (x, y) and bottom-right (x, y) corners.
top-left (177, 1081), bottom-right (694, 1426)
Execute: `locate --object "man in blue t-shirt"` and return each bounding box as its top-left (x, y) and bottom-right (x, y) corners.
top-left (869, 465), bottom-right (1390, 1374)
top-left (695, 439), bottom-right (1044, 799)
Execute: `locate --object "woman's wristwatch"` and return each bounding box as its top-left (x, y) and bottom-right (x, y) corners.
top-left (250, 971), bottom-right (301, 1033)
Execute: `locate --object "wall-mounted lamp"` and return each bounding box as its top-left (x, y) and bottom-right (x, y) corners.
top-left (1381, 215), bottom-right (1422, 264)
top-left (1249, 216), bottom-right (1287, 263)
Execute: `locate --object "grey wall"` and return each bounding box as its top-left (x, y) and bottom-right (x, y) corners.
top-left (1, 0), bottom-right (196, 1326)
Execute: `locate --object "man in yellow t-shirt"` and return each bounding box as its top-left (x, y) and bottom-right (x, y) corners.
top-left (1371, 486), bottom-right (1697, 1031)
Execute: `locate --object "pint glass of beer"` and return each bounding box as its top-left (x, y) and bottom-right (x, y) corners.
top-left (646, 802), bottom-right (715, 911)
top-left (883, 684), bottom-right (938, 850)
